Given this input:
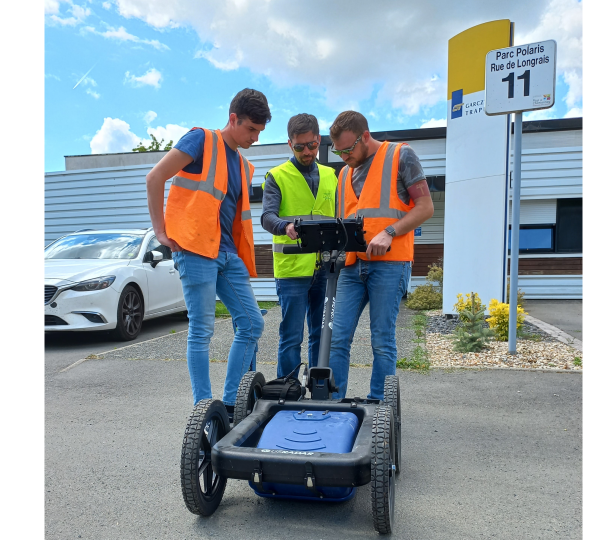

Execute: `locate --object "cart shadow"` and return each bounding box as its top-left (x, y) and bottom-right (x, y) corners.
top-left (188, 479), bottom-right (395, 540)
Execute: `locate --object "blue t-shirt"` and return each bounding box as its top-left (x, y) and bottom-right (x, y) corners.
top-left (174, 128), bottom-right (242, 253)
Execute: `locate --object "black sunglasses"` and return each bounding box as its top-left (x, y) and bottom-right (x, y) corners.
top-left (331, 135), bottom-right (362, 156)
top-left (291, 141), bottom-right (319, 152)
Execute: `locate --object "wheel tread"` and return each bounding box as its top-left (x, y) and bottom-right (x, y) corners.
top-left (371, 405), bottom-right (395, 534)
top-left (180, 399), bottom-right (229, 516)
top-left (233, 371), bottom-right (265, 426)
top-left (383, 375), bottom-right (401, 475)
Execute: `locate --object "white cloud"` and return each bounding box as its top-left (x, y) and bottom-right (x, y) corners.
top-left (562, 70), bottom-right (582, 108)
top-left (45, 73), bottom-right (61, 81)
top-left (44, 0), bottom-right (62, 15)
top-left (86, 88), bottom-right (100, 99)
top-left (90, 118), bottom-right (141, 154)
top-left (90, 117), bottom-right (188, 153)
top-left (318, 118), bottom-right (333, 133)
top-left (102, 1), bottom-right (112, 9)
top-left (517, 0), bottom-right (582, 109)
top-left (420, 118), bottom-right (446, 128)
top-left (84, 26), bottom-right (170, 51)
top-left (523, 108), bottom-right (557, 121)
top-left (47, 2), bottom-right (90, 26)
top-left (124, 68), bottom-right (163, 88)
top-left (112, 0), bottom-right (578, 117)
top-left (564, 106), bottom-right (583, 118)
top-left (144, 110), bottom-right (158, 124)
top-left (143, 124), bottom-right (189, 146)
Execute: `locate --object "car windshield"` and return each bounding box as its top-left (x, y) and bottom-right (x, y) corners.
top-left (44, 233), bottom-right (145, 260)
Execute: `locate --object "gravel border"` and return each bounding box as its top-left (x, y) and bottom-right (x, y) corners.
top-left (420, 309), bottom-right (583, 372)
top-left (87, 303), bottom-right (583, 374)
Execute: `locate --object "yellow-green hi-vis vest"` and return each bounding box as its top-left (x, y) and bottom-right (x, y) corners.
top-left (266, 160), bottom-right (337, 278)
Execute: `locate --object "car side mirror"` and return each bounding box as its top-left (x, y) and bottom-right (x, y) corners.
top-left (143, 250), bottom-right (164, 268)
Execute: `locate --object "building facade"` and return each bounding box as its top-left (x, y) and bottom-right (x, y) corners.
top-left (45, 118), bottom-right (582, 300)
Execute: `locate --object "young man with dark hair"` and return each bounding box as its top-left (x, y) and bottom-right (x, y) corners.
top-left (328, 110), bottom-right (434, 400)
top-left (261, 113), bottom-right (337, 378)
top-left (146, 88), bottom-right (271, 419)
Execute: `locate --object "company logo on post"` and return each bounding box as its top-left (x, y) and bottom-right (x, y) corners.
top-left (533, 94), bottom-right (552, 107)
top-left (451, 89), bottom-right (463, 119)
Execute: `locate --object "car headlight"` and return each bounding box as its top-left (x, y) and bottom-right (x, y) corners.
top-left (70, 276), bottom-right (116, 292)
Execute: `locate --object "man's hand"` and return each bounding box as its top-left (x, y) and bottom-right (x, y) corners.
top-left (155, 230), bottom-right (182, 252)
top-left (285, 222), bottom-right (299, 240)
top-left (365, 230), bottom-right (393, 259)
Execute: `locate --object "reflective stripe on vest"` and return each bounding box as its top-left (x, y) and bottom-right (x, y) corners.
top-left (269, 160), bottom-right (337, 278)
top-left (338, 141), bottom-right (415, 264)
top-left (164, 128), bottom-right (257, 276)
top-left (171, 130), bottom-right (225, 199)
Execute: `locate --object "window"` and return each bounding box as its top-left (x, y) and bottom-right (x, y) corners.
top-left (45, 233), bottom-right (144, 260)
top-left (507, 198), bottom-right (582, 254)
top-left (145, 236), bottom-right (173, 260)
top-left (508, 224), bottom-right (555, 253)
top-left (555, 198), bottom-right (582, 253)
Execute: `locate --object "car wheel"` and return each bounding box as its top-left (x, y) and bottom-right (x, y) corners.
top-left (113, 285), bottom-right (143, 341)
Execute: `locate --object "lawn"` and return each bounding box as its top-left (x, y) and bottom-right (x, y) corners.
top-left (215, 301), bottom-right (278, 318)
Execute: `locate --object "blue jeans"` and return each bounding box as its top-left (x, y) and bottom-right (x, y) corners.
top-left (173, 250), bottom-right (265, 406)
top-left (275, 267), bottom-right (327, 378)
top-left (329, 260), bottom-right (412, 400)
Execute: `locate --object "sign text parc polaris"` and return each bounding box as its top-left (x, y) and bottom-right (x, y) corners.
top-left (484, 40), bottom-right (557, 116)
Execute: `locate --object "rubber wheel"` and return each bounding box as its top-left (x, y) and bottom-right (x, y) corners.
top-left (371, 405), bottom-right (396, 535)
top-left (180, 399), bottom-right (230, 516)
top-left (233, 371), bottom-right (265, 426)
top-left (113, 285), bottom-right (143, 341)
top-left (383, 375), bottom-right (401, 475)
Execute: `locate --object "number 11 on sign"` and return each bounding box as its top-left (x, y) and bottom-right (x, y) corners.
top-left (502, 70), bottom-right (530, 99)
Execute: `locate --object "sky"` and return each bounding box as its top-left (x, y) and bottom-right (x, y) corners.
top-left (44, 0), bottom-right (583, 170)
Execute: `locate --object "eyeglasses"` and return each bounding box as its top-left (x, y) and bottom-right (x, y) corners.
top-left (331, 135), bottom-right (362, 155)
top-left (291, 141), bottom-right (319, 152)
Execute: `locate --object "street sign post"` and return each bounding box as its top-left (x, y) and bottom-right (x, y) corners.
top-left (485, 39), bottom-right (557, 354)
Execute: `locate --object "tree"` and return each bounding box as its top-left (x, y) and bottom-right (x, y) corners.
top-left (452, 292), bottom-right (495, 353)
top-left (132, 133), bottom-right (173, 152)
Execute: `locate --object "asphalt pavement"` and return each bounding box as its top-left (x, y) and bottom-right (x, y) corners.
top-left (44, 312), bottom-right (190, 374)
top-left (45, 304), bottom-right (582, 540)
top-left (522, 300), bottom-right (583, 341)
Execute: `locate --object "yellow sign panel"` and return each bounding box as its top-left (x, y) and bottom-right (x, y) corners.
top-left (448, 19), bottom-right (512, 100)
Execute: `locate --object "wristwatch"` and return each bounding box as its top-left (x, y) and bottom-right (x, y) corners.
top-left (384, 225), bottom-right (396, 237)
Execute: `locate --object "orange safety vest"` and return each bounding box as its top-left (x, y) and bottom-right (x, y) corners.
top-left (337, 141), bottom-right (415, 266)
top-left (164, 128), bottom-right (257, 277)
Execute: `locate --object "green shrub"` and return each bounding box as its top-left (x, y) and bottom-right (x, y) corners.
top-left (453, 292), bottom-right (487, 323)
top-left (486, 299), bottom-right (527, 341)
top-left (452, 302), bottom-right (495, 353)
top-left (406, 263), bottom-right (443, 310)
top-left (506, 278), bottom-right (526, 308)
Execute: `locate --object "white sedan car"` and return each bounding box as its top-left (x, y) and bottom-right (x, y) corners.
top-left (45, 228), bottom-right (186, 340)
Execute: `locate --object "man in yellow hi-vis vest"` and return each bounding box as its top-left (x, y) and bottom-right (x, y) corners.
top-left (261, 114), bottom-right (337, 378)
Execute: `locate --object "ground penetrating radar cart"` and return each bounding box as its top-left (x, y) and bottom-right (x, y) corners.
top-left (180, 217), bottom-right (401, 534)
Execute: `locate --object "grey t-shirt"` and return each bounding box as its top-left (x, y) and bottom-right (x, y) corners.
top-left (350, 144), bottom-right (426, 204)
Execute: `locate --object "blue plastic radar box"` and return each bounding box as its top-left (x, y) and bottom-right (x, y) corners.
top-left (253, 410), bottom-right (359, 500)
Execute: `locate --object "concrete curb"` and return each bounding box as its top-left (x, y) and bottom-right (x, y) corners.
top-left (524, 315), bottom-right (583, 352)
top-left (426, 365), bottom-right (581, 374)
